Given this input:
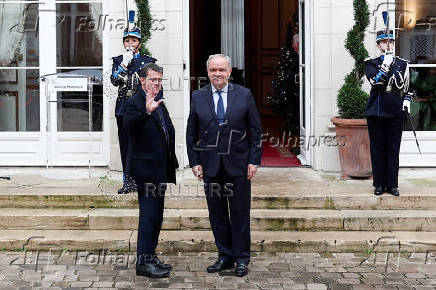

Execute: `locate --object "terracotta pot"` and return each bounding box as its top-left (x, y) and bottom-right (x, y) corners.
top-left (331, 117), bottom-right (372, 179)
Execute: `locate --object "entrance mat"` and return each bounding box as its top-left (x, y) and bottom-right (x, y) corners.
top-left (261, 143), bottom-right (302, 167)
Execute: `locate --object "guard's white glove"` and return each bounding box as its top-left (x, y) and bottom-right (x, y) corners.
top-left (382, 52), bottom-right (394, 68)
top-left (403, 99), bottom-right (411, 114)
top-left (122, 50), bottom-right (134, 68)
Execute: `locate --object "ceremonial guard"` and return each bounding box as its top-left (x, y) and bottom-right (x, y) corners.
top-left (365, 12), bottom-right (413, 197)
top-left (110, 11), bottom-right (157, 194)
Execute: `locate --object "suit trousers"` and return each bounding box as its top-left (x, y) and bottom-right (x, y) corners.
top-left (136, 186), bottom-right (165, 264)
top-left (203, 161), bottom-right (251, 265)
top-left (367, 116), bottom-right (403, 188)
top-left (116, 115), bottom-right (129, 177)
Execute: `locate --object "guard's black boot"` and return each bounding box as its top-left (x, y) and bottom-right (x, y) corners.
top-left (117, 182), bottom-right (129, 194)
top-left (127, 178), bottom-right (137, 193)
top-left (374, 186), bottom-right (384, 196)
top-left (387, 187), bottom-right (400, 196)
top-left (117, 179), bottom-right (137, 194)
top-left (118, 183), bottom-right (128, 194)
top-left (136, 255), bottom-right (170, 278)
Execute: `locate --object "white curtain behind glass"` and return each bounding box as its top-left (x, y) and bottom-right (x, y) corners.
top-left (0, 3), bottom-right (25, 66)
top-left (221, 0), bottom-right (244, 70)
top-left (89, 3), bottom-right (102, 43)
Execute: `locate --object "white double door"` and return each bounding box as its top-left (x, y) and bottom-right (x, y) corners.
top-left (0, 0), bottom-right (108, 166)
top-left (0, 79), bottom-right (108, 166)
top-left (0, 76), bottom-right (108, 167)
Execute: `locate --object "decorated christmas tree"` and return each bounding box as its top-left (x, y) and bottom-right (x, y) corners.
top-left (267, 22), bottom-right (300, 135)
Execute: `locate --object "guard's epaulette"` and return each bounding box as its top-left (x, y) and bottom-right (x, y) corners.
top-left (141, 54), bottom-right (157, 62)
top-left (365, 56), bottom-right (380, 61)
top-left (395, 56), bottom-right (409, 63)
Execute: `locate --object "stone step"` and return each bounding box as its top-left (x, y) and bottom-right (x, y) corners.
top-left (1, 193), bottom-right (436, 210)
top-left (1, 230), bottom-right (436, 253)
top-left (2, 208), bottom-right (436, 231)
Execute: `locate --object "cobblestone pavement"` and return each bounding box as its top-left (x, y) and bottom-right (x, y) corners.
top-left (1, 251), bottom-right (436, 289)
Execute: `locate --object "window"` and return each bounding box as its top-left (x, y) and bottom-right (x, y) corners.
top-left (0, 3), bottom-right (39, 131)
top-left (56, 3), bottom-right (102, 67)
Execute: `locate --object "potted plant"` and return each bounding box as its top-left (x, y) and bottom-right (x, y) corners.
top-left (331, 0), bottom-right (372, 179)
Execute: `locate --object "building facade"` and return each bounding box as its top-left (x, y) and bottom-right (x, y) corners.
top-left (0, 0), bottom-right (434, 170)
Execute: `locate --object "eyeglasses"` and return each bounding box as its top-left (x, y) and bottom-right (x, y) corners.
top-left (146, 78), bottom-right (163, 84)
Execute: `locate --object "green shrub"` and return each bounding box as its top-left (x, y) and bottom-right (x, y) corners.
top-left (135, 0), bottom-right (152, 56)
top-left (337, 0), bottom-right (370, 119)
top-left (337, 74), bottom-right (368, 119)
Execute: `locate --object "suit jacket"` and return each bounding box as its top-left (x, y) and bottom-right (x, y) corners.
top-left (122, 87), bottom-right (178, 188)
top-left (365, 56), bottom-right (409, 118)
top-left (186, 83), bottom-right (262, 177)
top-left (111, 54), bottom-right (157, 116)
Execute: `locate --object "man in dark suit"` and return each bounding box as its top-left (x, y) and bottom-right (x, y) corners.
top-left (122, 63), bottom-right (178, 278)
top-left (186, 54), bottom-right (262, 277)
top-left (110, 27), bottom-right (157, 194)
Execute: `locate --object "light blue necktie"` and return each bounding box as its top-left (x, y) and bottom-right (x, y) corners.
top-left (216, 90), bottom-right (225, 125)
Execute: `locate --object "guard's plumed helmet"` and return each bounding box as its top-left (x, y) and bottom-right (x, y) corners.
top-left (123, 27), bottom-right (142, 41)
top-left (376, 30), bottom-right (395, 43)
top-left (123, 10), bottom-right (141, 41)
top-left (376, 10), bottom-right (395, 43)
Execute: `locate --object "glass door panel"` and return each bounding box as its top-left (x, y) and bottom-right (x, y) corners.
top-left (0, 69), bottom-right (39, 132)
top-left (396, 0), bottom-right (436, 165)
top-left (408, 67), bottom-right (436, 131)
top-left (56, 3), bottom-right (102, 67)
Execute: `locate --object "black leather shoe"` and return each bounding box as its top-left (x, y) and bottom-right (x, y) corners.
top-left (374, 186), bottom-right (384, 196)
top-left (207, 259), bottom-right (234, 273)
top-left (235, 263), bottom-right (248, 277)
top-left (136, 263), bottom-right (170, 278)
top-left (118, 183), bottom-right (129, 194)
top-left (387, 187), bottom-right (400, 196)
top-left (154, 254), bottom-right (172, 270)
top-left (118, 179), bottom-right (137, 194)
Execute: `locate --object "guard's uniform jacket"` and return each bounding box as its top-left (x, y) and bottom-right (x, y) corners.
top-left (365, 56), bottom-right (411, 118)
top-left (110, 53), bottom-right (157, 116)
top-left (364, 55), bottom-right (412, 189)
top-left (110, 53), bottom-right (156, 180)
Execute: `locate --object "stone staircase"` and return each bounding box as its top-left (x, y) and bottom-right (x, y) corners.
top-left (1, 167), bottom-right (436, 253)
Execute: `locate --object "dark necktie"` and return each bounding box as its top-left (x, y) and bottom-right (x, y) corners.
top-left (216, 90), bottom-right (225, 125)
top-left (157, 106), bottom-right (169, 144)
